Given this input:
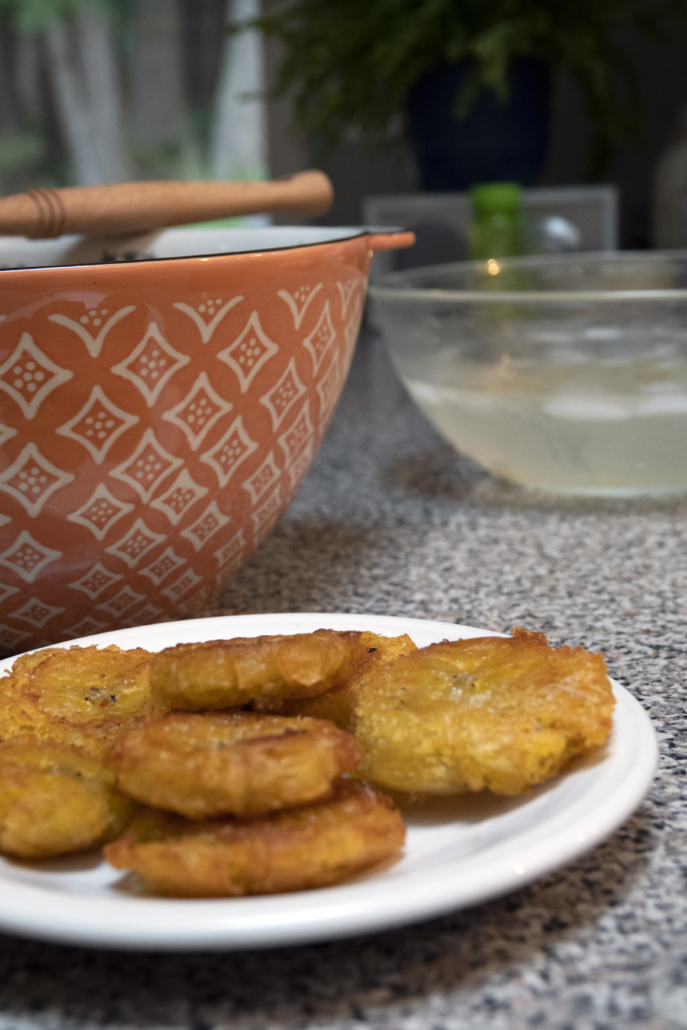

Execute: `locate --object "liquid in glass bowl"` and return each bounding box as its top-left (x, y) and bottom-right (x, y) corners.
top-left (369, 252), bottom-right (687, 496)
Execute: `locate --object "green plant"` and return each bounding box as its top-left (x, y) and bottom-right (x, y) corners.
top-left (252, 0), bottom-right (684, 173)
top-left (0, 0), bottom-right (111, 31)
top-left (0, 129), bottom-right (45, 172)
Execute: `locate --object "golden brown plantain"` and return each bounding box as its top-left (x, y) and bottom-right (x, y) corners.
top-left (0, 645), bottom-right (163, 757)
top-left (104, 779), bottom-right (405, 897)
top-left (0, 736), bottom-right (133, 858)
top-left (352, 628), bottom-right (615, 795)
top-left (108, 711), bottom-right (363, 819)
top-left (251, 631), bottom-right (417, 729)
top-left (149, 630), bottom-right (362, 710)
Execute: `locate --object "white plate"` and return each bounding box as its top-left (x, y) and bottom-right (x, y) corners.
top-left (0, 613), bottom-right (657, 952)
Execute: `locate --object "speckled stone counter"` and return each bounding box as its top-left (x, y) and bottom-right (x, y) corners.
top-left (2, 328), bottom-right (686, 1030)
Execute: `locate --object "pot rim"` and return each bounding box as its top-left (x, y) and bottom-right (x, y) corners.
top-left (0, 225), bottom-right (410, 276)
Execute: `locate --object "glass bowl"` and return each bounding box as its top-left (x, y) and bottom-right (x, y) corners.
top-left (369, 251), bottom-right (687, 496)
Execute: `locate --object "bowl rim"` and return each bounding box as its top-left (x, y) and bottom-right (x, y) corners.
top-left (369, 248), bottom-right (687, 303)
top-left (0, 225), bottom-right (406, 274)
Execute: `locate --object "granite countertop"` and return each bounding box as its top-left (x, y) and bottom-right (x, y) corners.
top-left (2, 328), bottom-right (686, 1030)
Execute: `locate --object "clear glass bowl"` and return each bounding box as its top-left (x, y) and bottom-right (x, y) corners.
top-left (369, 251), bottom-right (687, 496)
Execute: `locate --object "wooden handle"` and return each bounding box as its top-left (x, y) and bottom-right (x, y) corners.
top-left (0, 170), bottom-right (334, 238)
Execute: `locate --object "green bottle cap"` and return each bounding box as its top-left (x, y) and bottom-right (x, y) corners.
top-left (470, 182), bottom-right (522, 214)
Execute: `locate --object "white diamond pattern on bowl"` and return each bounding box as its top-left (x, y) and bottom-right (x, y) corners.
top-left (217, 311), bottom-right (278, 393)
top-left (0, 624), bottom-right (30, 649)
top-left (111, 321), bottom-right (190, 407)
top-left (0, 530), bottom-right (61, 583)
top-left (180, 500), bottom-right (231, 552)
top-left (63, 615), bottom-right (110, 639)
top-left (302, 301), bottom-right (337, 374)
top-left (149, 468), bottom-right (208, 525)
top-left (174, 584), bottom-right (210, 617)
top-left (96, 585), bottom-right (147, 618)
top-left (161, 372), bottom-right (233, 451)
top-left (0, 583), bottom-right (19, 605)
top-left (8, 596), bottom-right (65, 627)
top-left (200, 416), bottom-right (257, 488)
top-left (278, 401), bottom-right (314, 466)
top-left (121, 603), bottom-right (168, 627)
top-left (316, 351), bottom-right (343, 428)
top-left (68, 562), bottom-right (123, 599)
top-left (48, 305), bottom-right (135, 358)
top-left (105, 518), bottom-right (166, 569)
top-left (0, 244), bottom-right (368, 653)
top-left (214, 528), bottom-right (246, 570)
top-left (259, 358), bottom-right (306, 431)
top-left (109, 428), bottom-right (183, 502)
top-left (278, 283), bottom-right (322, 329)
top-left (242, 450), bottom-right (281, 506)
top-left (160, 566), bottom-right (203, 602)
top-left (0, 333), bottom-right (73, 420)
top-left (56, 385), bottom-right (139, 464)
top-left (251, 484), bottom-right (283, 539)
top-left (0, 423), bottom-right (17, 446)
top-left (0, 443), bottom-right (75, 518)
top-left (344, 300), bottom-right (363, 359)
top-left (66, 484), bottom-right (134, 541)
top-left (336, 278), bottom-right (361, 319)
top-left (286, 438), bottom-right (314, 490)
top-left (139, 546), bottom-right (186, 585)
top-left (173, 296), bottom-right (243, 343)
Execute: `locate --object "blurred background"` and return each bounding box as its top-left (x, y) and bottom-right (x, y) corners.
top-left (0, 0), bottom-right (687, 250)
top-left (0, 1), bottom-right (269, 192)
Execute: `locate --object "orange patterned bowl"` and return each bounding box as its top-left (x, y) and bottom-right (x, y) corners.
top-left (0, 226), bottom-right (412, 654)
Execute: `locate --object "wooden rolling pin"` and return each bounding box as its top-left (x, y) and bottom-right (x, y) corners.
top-left (0, 170), bottom-right (334, 238)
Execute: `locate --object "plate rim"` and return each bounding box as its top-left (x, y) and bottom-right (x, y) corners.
top-left (0, 612), bottom-right (658, 951)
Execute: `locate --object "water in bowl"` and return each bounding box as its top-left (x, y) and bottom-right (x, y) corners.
top-left (402, 355), bottom-right (687, 496)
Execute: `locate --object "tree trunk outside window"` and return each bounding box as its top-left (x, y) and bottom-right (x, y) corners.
top-left (44, 8), bottom-right (133, 185)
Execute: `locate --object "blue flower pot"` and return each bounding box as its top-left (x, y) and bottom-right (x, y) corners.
top-left (404, 58), bottom-right (551, 191)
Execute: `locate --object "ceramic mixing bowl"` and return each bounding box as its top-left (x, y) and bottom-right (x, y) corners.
top-left (370, 251), bottom-right (687, 497)
top-left (0, 226), bottom-right (411, 654)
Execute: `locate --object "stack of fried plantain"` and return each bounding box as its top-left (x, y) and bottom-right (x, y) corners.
top-left (0, 631), bottom-right (407, 896)
top-left (0, 625), bottom-right (614, 896)
top-left (105, 629), bottom-right (406, 896)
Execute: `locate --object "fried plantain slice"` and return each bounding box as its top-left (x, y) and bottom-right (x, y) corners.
top-left (252, 631), bottom-right (417, 730)
top-left (352, 628), bottom-right (615, 796)
top-left (0, 645), bottom-right (164, 757)
top-left (104, 779), bottom-right (405, 897)
top-left (149, 630), bottom-right (363, 710)
top-left (0, 736), bottom-right (133, 859)
top-left (108, 711), bottom-right (363, 819)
